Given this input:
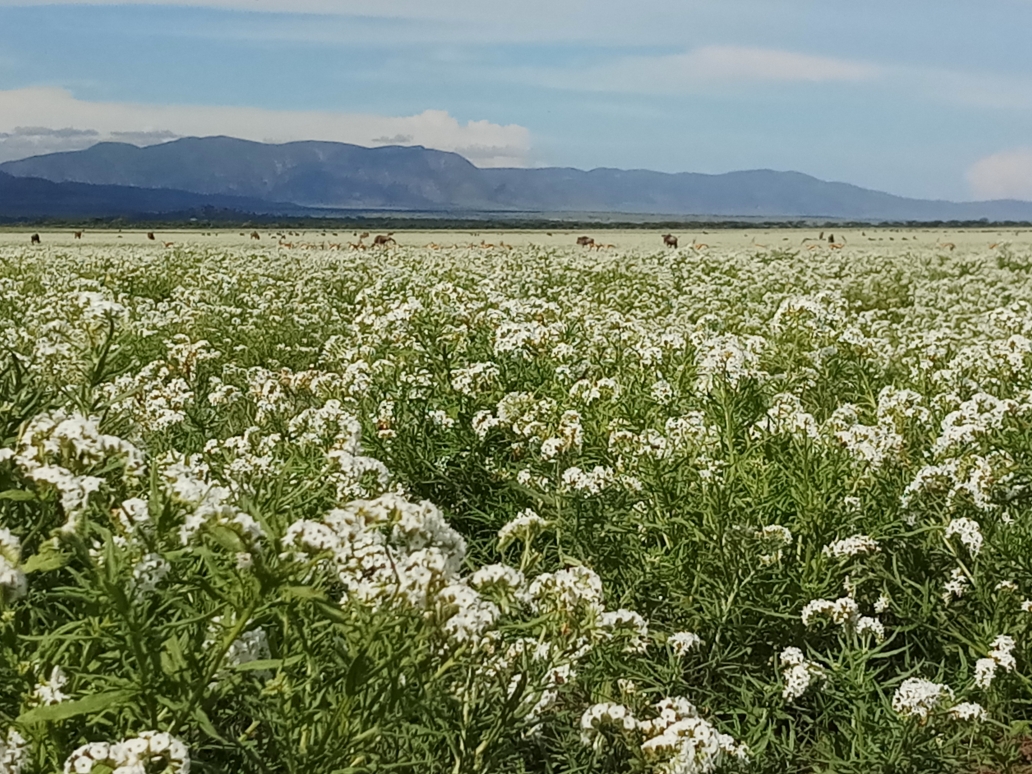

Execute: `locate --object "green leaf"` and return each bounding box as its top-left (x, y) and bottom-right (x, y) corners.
top-left (22, 543), bottom-right (68, 574)
top-left (18, 689), bottom-right (133, 724)
top-left (229, 655), bottom-right (303, 672)
top-left (346, 652), bottom-right (369, 696)
top-left (161, 635), bottom-right (188, 677)
top-left (0, 489), bottom-right (35, 502)
top-left (281, 585), bottom-right (326, 602)
top-left (312, 600), bottom-right (352, 626)
top-left (208, 524), bottom-right (246, 553)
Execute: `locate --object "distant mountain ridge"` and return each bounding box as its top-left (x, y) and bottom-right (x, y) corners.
top-left (3, 136), bottom-right (1032, 221)
top-left (0, 170), bottom-right (312, 220)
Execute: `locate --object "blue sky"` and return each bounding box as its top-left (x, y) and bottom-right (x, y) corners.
top-left (0, 0), bottom-right (1031, 200)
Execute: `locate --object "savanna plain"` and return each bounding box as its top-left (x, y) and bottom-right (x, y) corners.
top-left (1, 228), bottom-right (1031, 774)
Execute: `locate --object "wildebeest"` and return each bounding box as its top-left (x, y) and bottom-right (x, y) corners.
top-left (147, 232), bottom-right (156, 241)
top-left (662, 234), bottom-right (678, 248)
top-left (372, 234), bottom-right (396, 247)
top-left (250, 231), bottom-right (261, 240)
top-left (576, 235), bottom-right (594, 246)
top-left (30, 234), bottom-right (40, 245)
top-left (73, 231), bottom-right (83, 239)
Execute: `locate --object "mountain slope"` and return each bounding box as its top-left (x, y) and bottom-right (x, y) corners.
top-left (0, 171), bottom-right (309, 220)
top-left (3, 136), bottom-right (1031, 220)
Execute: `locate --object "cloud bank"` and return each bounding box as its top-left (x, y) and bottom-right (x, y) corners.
top-left (968, 148), bottom-right (1032, 201)
top-left (0, 88), bottom-right (531, 167)
top-left (529, 45), bottom-right (882, 94)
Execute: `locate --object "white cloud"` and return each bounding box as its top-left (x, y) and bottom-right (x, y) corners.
top-left (0, 0), bottom-right (780, 45)
top-left (529, 45), bottom-right (882, 94)
top-left (967, 148), bottom-right (1032, 200)
top-left (0, 87), bottom-right (531, 167)
top-left (669, 46), bottom-right (880, 83)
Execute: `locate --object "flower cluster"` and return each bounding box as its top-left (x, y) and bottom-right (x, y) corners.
top-left (64, 731), bottom-right (190, 774)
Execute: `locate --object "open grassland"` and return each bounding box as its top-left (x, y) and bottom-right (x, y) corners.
top-left (1, 237), bottom-right (1031, 774)
top-left (3, 226), bottom-right (1032, 252)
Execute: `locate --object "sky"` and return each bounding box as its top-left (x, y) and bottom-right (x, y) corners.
top-left (0, 0), bottom-right (1030, 201)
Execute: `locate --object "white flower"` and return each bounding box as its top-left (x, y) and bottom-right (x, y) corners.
top-left (756, 524), bottom-right (793, 545)
top-left (801, 596), bottom-right (859, 627)
top-left (63, 731), bottom-right (189, 774)
top-left (948, 701), bottom-right (986, 722)
top-left (779, 647), bottom-right (825, 702)
top-left (855, 616), bottom-right (886, 642)
top-left (943, 567), bottom-right (969, 604)
top-left (0, 528), bottom-right (27, 602)
top-left (892, 678), bottom-right (954, 719)
top-left (0, 728), bottom-right (29, 774)
top-left (638, 695), bottom-right (748, 773)
top-left (598, 609), bottom-right (649, 653)
top-left (427, 410), bottom-right (455, 429)
top-left (129, 553), bottom-right (171, 598)
top-left (469, 564), bottom-right (525, 596)
top-left (497, 509), bottom-right (548, 549)
top-left (579, 702), bottom-right (637, 746)
top-left (974, 658), bottom-right (997, 689)
top-left (945, 518), bottom-right (983, 556)
top-left (527, 565), bottom-right (604, 620)
top-left (822, 534), bottom-right (879, 559)
top-left (669, 631), bottom-right (703, 656)
top-left (31, 666), bottom-right (70, 706)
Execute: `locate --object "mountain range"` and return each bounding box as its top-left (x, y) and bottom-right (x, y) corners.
top-left (2, 136), bottom-right (1031, 222)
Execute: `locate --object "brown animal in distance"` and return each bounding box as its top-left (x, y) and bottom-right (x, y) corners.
top-left (250, 231), bottom-right (261, 240)
top-left (30, 234), bottom-right (40, 245)
top-left (662, 234), bottom-right (678, 248)
top-left (372, 234), bottom-right (396, 247)
top-left (147, 232), bottom-right (156, 241)
top-left (73, 231), bottom-right (83, 240)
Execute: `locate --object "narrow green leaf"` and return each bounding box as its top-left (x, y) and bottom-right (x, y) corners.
top-left (229, 655), bottom-right (303, 672)
top-left (22, 543), bottom-right (68, 574)
top-left (0, 489), bottom-right (35, 502)
top-left (18, 689), bottom-right (133, 724)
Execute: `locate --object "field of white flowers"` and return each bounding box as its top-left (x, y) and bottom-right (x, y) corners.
top-left (0, 235), bottom-right (1031, 774)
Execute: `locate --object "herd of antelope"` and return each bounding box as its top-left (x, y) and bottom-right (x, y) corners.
top-left (14, 230), bottom-right (1027, 253)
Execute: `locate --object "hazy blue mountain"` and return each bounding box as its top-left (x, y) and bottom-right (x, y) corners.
top-left (3, 136), bottom-right (1032, 221)
top-left (0, 170), bottom-right (310, 220)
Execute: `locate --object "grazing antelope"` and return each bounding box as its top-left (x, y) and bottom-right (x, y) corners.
top-left (937, 242), bottom-right (956, 251)
top-left (360, 232), bottom-right (370, 239)
top-left (73, 231), bottom-right (83, 240)
top-left (163, 241), bottom-right (175, 248)
top-left (372, 234), bottom-right (396, 247)
top-left (690, 240), bottom-right (709, 251)
top-left (347, 241), bottom-right (365, 251)
top-left (147, 232), bottom-right (156, 241)
top-left (30, 234), bottom-right (40, 245)
top-left (662, 234), bottom-right (678, 248)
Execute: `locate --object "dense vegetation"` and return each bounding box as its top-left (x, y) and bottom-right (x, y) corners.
top-left (0, 240), bottom-right (1031, 774)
